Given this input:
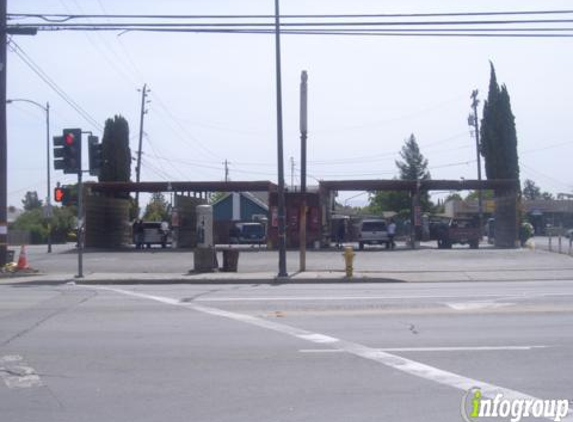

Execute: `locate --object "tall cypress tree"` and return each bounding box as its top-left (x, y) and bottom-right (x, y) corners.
top-left (99, 115), bottom-right (131, 183)
top-left (480, 63), bottom-right (520, 182)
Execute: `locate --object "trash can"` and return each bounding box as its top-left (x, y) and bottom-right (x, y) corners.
top-left (222, 249), bottom-right (239, 272)
top-left (6, 250), bottom-right (14, 263)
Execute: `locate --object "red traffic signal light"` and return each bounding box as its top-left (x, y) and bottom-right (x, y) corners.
top-left (54, 187), bottom-right (65, 203)
top-left (64, 132), bottom-right (75, 146)
top-left (53, 185), bottom-right (76, 206)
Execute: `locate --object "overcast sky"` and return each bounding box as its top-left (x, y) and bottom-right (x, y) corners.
top-left (7, 0), bottom-right (573, 208)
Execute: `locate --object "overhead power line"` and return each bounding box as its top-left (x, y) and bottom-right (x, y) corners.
top-left (8, 9), bottom-right (573, 38)
top-left (8, 39), bottom-right (103, 131)
top-left (9, 9), bottom-right (573, 21)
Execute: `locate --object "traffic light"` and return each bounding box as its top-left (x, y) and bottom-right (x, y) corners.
top-left (62, 128), bottom-right (82, 174)
top-left (54, 186), bottom-right (65, 203)
top-left (53, 135), bottom-right (65, 171)
top-left (88, 135), bottom-right (102, 177)
top-left (54, 185), bottom-right (76, 206)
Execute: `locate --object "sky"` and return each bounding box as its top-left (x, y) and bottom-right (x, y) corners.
top-left (6, 0), bottom-right (573, 209)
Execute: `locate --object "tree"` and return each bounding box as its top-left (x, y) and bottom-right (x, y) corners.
top-left (368, 134), bottom-right (433, 213)
top-left (22, 191), bottom-right (42, 211)
top-left (541, 192), bottom-right (554, 201)
top-left (523, 179), bottom-right (541, 200)
top-left (444, 193), bottom-right (463, 202)
top-left (143, 193), bottom-right (170, 222)
top-left (396, 134), bottom-right (431, 181)
top-left (480, 62), bottom-right (520, 182)
top-left (12, 206), bottom-right (75, 244)
top-left (368, 189), bottom-right (411, 215)
top-left (100, 115), bottom-right (131, 185)
top-left (465, 190), bottom-right (494, 201)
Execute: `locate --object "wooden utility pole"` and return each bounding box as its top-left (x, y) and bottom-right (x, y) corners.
top-left (470, 89), bottom-right (483, 234)
top-left (224, 159), bottom-right (230, 182)
top-left (135, 83), bottom-right (149, 216)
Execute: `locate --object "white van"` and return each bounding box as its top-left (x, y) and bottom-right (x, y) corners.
top-left (358, 219), bottom-right (390, 250)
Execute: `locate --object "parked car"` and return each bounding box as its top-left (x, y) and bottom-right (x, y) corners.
top-left (134, 221), bottom-right (171, 248)
top-left (436, 218), bottom-right (480, 249)
top-left (230, 222), bottom-right (266, 245)
top-left (358, 219), bottom-right (390, 250)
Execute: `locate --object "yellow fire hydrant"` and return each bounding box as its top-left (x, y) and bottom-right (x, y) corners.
top-left (343, 246), bottom-right (356, 278)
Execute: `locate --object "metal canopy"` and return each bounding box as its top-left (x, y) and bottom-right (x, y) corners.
top-left (87, 179), bottom-right (519, 195)
top-left (319, 179), bottom-right (519, 192)
top-left (87, 181), bottom-right (278, 194)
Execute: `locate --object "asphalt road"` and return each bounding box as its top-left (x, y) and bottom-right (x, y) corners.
top-left (1, 280), bottom-right (572, 422)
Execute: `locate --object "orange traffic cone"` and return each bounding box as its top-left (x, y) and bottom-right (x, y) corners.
top-left (17, 245), bottom-right (28, 270)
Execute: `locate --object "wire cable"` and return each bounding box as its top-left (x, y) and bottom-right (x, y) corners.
top-left (8, 39), bottom-right (103, 131)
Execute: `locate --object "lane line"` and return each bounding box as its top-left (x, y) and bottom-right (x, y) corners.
top-left (299, 345), bottom-right (550, 353)
top-left (0, 355), bottom-right (43, 389)
top-left (445, 302), bottom-right (515, 311)
top-left (83, 286), bottom-right (572, 421)
top-left (193, 292), bottom-right (573, 302)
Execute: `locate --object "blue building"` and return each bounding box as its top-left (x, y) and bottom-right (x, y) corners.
top-left (212, 192), bottom-right (268, 222)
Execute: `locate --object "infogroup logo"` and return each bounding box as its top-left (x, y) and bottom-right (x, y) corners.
top-left (462, 388), bottom-right (571, 422)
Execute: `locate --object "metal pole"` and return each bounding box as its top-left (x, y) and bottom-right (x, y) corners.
top-left (6, 99), bottom-right (52, 253)
top-left (135, 83), bottom-right (148, 217)
top-left (0, 0), bottom-right (7, 266)
top-left (299, 71), bottom-right (308, 272)
top-left (471, 90), bottom-right (483, 236)
top-left (300, 71), bottom-right (308, 192)
top-left (46, 102), bottom-right (52, 253)
top-left (274, 0), bottom-right (287, 278)
top-left (76, 169), bottom-right (83, 278)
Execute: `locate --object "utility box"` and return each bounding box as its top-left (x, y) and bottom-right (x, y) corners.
top-left (196, 205), bottom-right (214, 248)
top-left (194, 205), bottom-right (215, 273)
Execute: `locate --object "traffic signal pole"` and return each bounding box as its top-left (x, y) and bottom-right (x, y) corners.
top-left (46, 102), bottom-right (52, 253)
top-left (0, 0), bottom-right (7, 267)
top-left (76, 168), bottom-right (83, 278)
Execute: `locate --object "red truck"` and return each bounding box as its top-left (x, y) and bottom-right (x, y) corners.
top-left (436, 218), bottom-right (480, 249)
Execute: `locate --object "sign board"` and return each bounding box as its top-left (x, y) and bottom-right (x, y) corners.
top-left (42, 204), bottom-right (53, 219)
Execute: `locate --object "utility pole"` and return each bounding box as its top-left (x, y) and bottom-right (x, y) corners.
top-left (224, 159), bottom-right (230, 182)
top-left (299, 70), bottom-right (308, 272)
top-left (0, 0), bottom-right (7, 266)
top-left (45, 102), bottom-right (52, 253)
top-left (274, 0), bottom-right (287, 278)
top-left (135, 83), bottom-right (149, 216)
top-left (469, 89), bottom-right (483, 235)
top-left (290, 157), bottom-right (295, 190)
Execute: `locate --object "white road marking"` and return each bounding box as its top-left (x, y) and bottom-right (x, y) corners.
top-left (195, 294), bottom-right (515, 302)
top-left (297, 334), bottom-right (340, 344)
top-left (193, 292), bottom-right (573, 302)
top-left (84, 286), bottom-right (572, 422)
top-left (445, 302), bottom-right (515, 311)
top-left (299, 345), bottom-right (550, 353)
top-left (0, 355), bottom-right (43, 389)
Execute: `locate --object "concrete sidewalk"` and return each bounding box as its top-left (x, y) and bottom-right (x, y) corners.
top-left (4, 267), bottom-right (573, 286)
top-left (2, 244), bottom-right (573, 285)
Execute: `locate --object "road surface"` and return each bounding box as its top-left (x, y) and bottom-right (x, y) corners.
top-left (1, 280), bottom-right (572, 422)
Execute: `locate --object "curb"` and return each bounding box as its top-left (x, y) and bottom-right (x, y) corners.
top-left (3, 274), bottom-right (573, 286)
